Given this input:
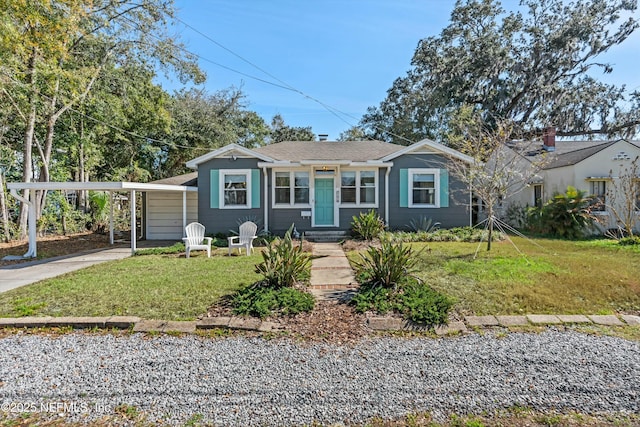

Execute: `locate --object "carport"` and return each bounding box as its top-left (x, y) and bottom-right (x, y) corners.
top-left (7, 181), bottom-right (197, 258)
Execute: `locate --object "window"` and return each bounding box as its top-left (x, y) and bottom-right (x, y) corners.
top-left (273, 171), bottom-right (309, 206)
top-left (340, 170), bottom-right (377, 206)
top-left (590, 180), bottom-right (606, 212)
top-left (533, 184), bottom-right (543, 208)
top-left (220, 170), bottom-right (251, 208)
top-left (407, 168), bottom-right (440, 207)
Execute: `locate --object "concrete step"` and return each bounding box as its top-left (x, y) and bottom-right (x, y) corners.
top-left (304, 230), bottom-right (348, 242)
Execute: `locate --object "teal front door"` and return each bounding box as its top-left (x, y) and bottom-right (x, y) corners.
top-left (314, 178), bottom-right (334, 226)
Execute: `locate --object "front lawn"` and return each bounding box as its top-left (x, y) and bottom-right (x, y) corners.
top-left (349, 237), bottom-right (640, 316)
top-left (0, 251), bottom-right (261, 320)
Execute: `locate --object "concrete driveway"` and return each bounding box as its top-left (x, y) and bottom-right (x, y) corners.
top-left (0, 248), bottom-right (132, 293)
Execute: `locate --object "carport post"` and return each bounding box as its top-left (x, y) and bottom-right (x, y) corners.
top-left (130, 189), bottom-right (136, 254)
top-left (9, 188), bottom-right (37, 258)
top-left (109, 191), bottom-right (114, 245)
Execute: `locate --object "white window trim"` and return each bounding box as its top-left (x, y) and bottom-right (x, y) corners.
top-left (408, 168), bottom-right (440, 208)
top-left (339, 169), bottom-right (379, 208)
top-left (271, 170), bottom-right (311, 208)
top-left (219, 169), bottom-right (252, 209)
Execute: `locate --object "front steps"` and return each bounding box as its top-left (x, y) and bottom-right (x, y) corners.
top-left (303, 230), bottom-right (348, 243)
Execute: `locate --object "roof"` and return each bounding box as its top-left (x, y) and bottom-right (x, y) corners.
top-left (510, 139), bottom-right (640, 170)
top-left (151, 172), bottom-right (198, 187)
top-left (253, 140), bottom-right (403, 162)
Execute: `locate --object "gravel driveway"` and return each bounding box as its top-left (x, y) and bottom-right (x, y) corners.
top-left (1, 331), bottom-right (638, 426)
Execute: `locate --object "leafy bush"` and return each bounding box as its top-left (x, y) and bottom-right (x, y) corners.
top-left (384, 226), bottom-right (503, 243)
top-left (351, 281), bottom-right (452, 325)
top-left (351, 238), bottom-right (452, 325)
top-left (254, 226), bottom-right (310, 288)
top-left (232, 285), bottom-right (314, 318)
top-left (395, 282), bottom-right (453, 325)
top-left (351, 210), bottom-right (385, 240)
top-left (353, 238), bottom-right (418, 289)
top-left (407, 216), bottom-right (440, 232)
top-left (350, 284), bottom-right (393, 314)
top-left (527, 186), bottom-right (595, 239)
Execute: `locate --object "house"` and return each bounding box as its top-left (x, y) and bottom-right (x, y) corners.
top-left (503, 128), bottom-right (640, 233)
top-left (145, 172), bottom-right (198, 240)
top-left (183, 139), bottom-right (475, 236)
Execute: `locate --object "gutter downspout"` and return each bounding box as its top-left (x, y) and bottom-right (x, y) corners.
top-left (385, 166), bottom-right (391, 227)
top-left (10, 189), bottom-right (37, 258)
top-left (262, 166), bottom-right (268, 233)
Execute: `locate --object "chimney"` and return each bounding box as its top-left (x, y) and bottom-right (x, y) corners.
top-left (542, 126), bottom-right (556, 152)
top-left (318, 134), bottom-right (328, 141)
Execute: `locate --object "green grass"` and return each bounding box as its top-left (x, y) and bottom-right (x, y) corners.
top-left (348, 237), bottom-right (640, 316)
top-left (0, 251), bottom-right (260, 320)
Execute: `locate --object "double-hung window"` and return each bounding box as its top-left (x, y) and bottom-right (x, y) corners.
top-left (221, 170), bottom-right (251, 208)
top-left (408, 169), bottom-right (439, 207)
top-left (273, 171), bottom-right (309, 206)
top-left (340, 170), bottom-right (377, 206)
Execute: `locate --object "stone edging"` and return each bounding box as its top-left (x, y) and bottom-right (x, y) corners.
top-left (0, 313), bottom-right (638, 335)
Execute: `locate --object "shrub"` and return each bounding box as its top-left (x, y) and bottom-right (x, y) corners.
top-left (351, 239), bottom-right (452, 325)
top-left (254, 226), bottom-right (310, 288)
top-left (527, 186), bottom-right (595, 239)
top-left (395, 282), bottom-right (453, 325)
top-left (350, 284), bottom-right (393, 314)
top-left (383, 227), bottom-right (503, 243)
top-left (232, 285), bottom-right (314, 318)
top-left (353, 238), bottom-right (418, 289)
top-left (407, 216), bottom-right (440, 233)
top-left (351, 210), bottom-right (385, 240)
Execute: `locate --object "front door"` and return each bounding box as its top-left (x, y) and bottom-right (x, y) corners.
top-left (314, 178), bottom-right (334, 226)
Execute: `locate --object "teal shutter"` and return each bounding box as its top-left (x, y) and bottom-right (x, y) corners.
top-left (251, 169), bottom-right (261, 208)
top-left (210, 169), bottom-right (219, 208)
top-left (399, 169), bottom-right (408, 207)
top-left (440, 169), bottom-right (449, 208)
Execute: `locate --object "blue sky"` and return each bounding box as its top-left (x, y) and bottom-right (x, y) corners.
top-left (165, 0), bottom-right (640, 141)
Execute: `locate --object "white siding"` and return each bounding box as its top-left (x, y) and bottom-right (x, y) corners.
top-left (146, 191), bottom-right (198, 240)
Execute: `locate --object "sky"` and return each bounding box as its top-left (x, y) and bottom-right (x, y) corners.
top-left (163, 0), bottom-right (640, 142)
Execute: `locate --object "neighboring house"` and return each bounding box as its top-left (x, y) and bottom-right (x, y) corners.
top-left (183, 139), bottom-right (475, 236)
top-left (145, 172), bottom-right (198, 239)
top-left (503, 129), bottom-right (640, 233)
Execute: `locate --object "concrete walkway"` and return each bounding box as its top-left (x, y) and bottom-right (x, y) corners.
top-left (308, 242), bottom-right (357, 301)
top-left (0, 248), bottom-right (132, 293)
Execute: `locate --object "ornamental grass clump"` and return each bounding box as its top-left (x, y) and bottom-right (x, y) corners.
top-left (254, 227), bottom-right (311, 288)
top-left (351, 238), bottom-right (453, 326)
top-left (232, 226), bottom-right (314, 318)
top-left (351, 210), bottom-right (385, 240)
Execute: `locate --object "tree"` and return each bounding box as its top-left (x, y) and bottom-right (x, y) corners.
top-left (1, 0), bottom-right (203, 237)
top-left (337, 126), bottom-right (367, 141)
top-left (447, 109), bottom-right (546, 250)
top-left (361, 0), bottom-right (640, 145)
top-left (269, 114), bottom-right (315, 143)
top-left (604, 156), bottom-right (640, 237)
top-left (160, 87), bottom-right (270, 178)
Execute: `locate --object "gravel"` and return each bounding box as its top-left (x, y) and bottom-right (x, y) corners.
top-left (0, 330), bottom-right (638, 426)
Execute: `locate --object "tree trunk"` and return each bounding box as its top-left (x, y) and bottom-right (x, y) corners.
top-left (0, 173), bottom-right (11, 242)
top-left (486, 206), bottom-right (494, 251)
top-left (18, 49), bottom-right (38, 239)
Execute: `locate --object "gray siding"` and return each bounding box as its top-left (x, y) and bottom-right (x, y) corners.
top-left (198, 157), bottom-right (263, 235)
top-left (387, 154), bottom-right (471, 230)
top-left (196, 153), bottom-right (470, 236)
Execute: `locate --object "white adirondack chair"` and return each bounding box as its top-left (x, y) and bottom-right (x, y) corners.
top-left (227, 221), bottom-right (258, 256)
top-left (183, 222), bottom-right (212, 258)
